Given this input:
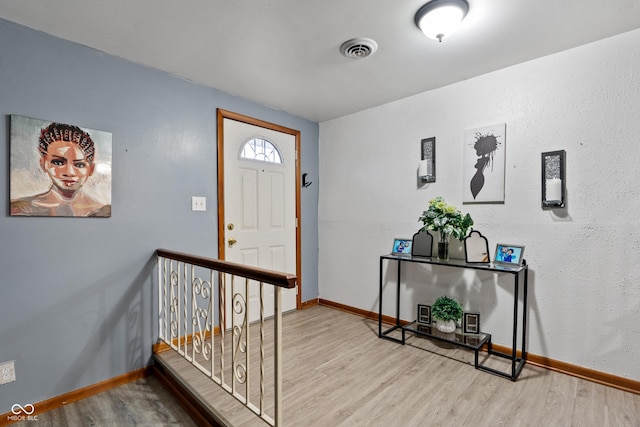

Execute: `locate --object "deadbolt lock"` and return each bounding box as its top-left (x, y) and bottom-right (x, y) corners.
top-left (227, 223), bottom-right (235, 230)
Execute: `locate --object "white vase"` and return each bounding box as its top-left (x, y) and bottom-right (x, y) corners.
top-left (435, 319), bottom-right (456, 333)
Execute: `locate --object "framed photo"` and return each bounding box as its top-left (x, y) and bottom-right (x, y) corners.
top-left (493, 244), bottom-right (525, 267)
top-left (392, 238), bottom-right (413, 256)
top-left (417, 304), bottom-right (431, 326)
top-left (463, 123), bottom-right (506, 204)
top-left (463, 312), bottom-right (480, 334)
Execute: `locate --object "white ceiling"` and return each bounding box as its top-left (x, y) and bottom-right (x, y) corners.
top-left (1, 0), bottom-right (639, 123)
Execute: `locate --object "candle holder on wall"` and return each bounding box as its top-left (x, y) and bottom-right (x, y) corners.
top-left (541, 150), bottom-right (565, 208)
top-left (418, 137), bottom-right (436, 185)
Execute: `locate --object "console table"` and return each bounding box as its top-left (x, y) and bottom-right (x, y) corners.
top-left (378, 254), bottom-right (528, 381)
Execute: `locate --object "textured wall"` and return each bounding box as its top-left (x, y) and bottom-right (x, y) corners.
top-left (319, 29), bottom-right (640, 380)
top-left (0, 19), bottom-right (319, 413)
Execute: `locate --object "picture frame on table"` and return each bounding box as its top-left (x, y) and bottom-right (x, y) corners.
top-left (391, 238), bottom-right (413, 256)
top-left (463, 312), bottom-right (481, 334)
top-left (417, 304), bottom-right (431, 326)
top-left (493, 243), bottom-right (525, 267)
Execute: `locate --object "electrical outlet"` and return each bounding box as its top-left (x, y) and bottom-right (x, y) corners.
top-left (0, 360), bottom-right (16, 385)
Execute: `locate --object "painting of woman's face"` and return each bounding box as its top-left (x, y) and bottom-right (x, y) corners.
top-left (10, 115), bottom-right (112, 217)
top-left (40, 139), bottom-right (95, 194)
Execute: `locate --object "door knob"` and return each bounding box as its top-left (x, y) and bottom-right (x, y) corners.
top-left (228, 238), bottom-right (237, 247)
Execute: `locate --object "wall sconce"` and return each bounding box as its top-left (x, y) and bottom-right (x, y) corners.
top-left (541, 150), bottom-right (566, 208)
top-left (415, 0), bottom-right (469, 42)
top-left (419, 137), bottom-right (436, 183)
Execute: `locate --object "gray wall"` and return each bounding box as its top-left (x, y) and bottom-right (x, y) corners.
top-left (0, 18), bottom-right (319, 412)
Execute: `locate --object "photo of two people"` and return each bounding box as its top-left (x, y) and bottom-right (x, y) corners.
top-left (494, 244), bottom-right (524, 265)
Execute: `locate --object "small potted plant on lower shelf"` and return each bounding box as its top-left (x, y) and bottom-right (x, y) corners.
top-left (431, 296), bottom-right (463, 333)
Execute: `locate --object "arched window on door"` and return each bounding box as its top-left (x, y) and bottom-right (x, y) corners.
top-left (239, 137), bottom-right (283, 164)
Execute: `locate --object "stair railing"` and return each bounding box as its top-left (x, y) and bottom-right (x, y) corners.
top-left (156, 249), bottom-right (297, 426)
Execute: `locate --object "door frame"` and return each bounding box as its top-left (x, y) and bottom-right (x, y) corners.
top-left (216, 108), bottom-right (302, 309)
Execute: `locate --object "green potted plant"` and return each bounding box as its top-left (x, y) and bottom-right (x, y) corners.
top-left (418, 197), bottom-right (473, 260)
top-left (431, 296), bottom-right (463, 333)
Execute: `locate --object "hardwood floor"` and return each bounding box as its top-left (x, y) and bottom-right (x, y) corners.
top-left (156, 305), bottom-right (640, 427)
top-left (11, 376), bottom-right (198, 427)
top-left (13, 305), bottom-right (638, 426)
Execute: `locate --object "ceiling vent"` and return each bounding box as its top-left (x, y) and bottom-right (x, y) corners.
top-left (340, 38), bottom-right (378, 59)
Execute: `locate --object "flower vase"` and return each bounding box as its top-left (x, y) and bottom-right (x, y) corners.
top-left (438, 232), bottom-right (450, 260)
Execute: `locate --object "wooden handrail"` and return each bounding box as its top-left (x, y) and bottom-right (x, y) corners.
top-left (156, 249), bottom-right (297, 289)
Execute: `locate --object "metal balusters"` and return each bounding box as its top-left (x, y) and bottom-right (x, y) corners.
top-left (220, 273), bottom-right (226, 387)
top-left (156, 250), bottom-right (295, 427)
top-left (274, 286), bottom-right (282, 426)
top-left (260, 281), bottom-right (265, 416)
top-left (183, 261), bottom-right (187, 356)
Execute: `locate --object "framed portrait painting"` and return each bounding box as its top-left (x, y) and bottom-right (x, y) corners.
top-left (463, 123), bottom-right (506, 203)
top-left (10, 115), bottom-right (112, 217)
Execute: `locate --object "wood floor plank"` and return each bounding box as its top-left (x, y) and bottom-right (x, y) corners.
top-left (604, 385), bottom-right (638, 427)
top-left (12, 376), bottom-right (198, 427)
top-left (536, 367), bottom-right (578, 426)
top-left (572, 379), bottom-right (606, 426)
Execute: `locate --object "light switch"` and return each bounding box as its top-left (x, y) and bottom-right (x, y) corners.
top-left (191, 196), bottom-right (206, 211)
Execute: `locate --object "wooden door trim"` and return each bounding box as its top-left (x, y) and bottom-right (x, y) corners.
top-left (216, 108), bottom-right (302, 309)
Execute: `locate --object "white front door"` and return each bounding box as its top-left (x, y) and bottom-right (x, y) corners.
top-left (220, 114), bottom-right (298, 324)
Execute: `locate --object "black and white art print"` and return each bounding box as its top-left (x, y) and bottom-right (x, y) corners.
top-left (463, 123), bottom-right (505, 203)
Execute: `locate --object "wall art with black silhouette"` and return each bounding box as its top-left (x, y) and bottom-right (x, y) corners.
top-left (462, 123), bottom-right (505, 204)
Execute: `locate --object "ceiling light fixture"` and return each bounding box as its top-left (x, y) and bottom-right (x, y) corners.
top-left (415, 0), bottom-right (469, 42)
